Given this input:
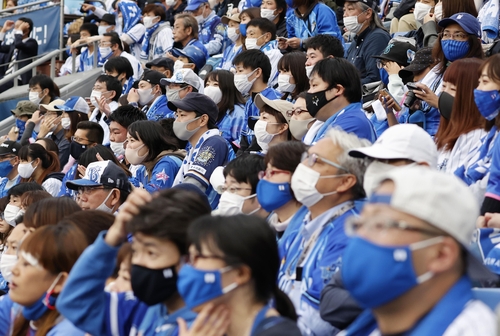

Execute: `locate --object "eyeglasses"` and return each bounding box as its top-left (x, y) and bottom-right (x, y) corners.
top-left (286, 107), bottom-right (309, 117)
top-left (301, 152), bottom-right (350, 173)
top-left (258, 169), bottom-right (291, 180)
top-left (71, 136), bottom-right (92, 144)
top-left (440, 32), bottom-right (469, 41)
top-left (77, 187), bottom-right (109, 196)
top-left (220, 185), bottom-right (252, 194)
top-left (344, 216), bottom-right (444, 237)
top-left (376, 60), bottom-right (387, 69)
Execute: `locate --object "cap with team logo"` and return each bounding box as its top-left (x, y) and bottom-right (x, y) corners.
top-left (55, 96), bottom-right (90, 114)
top-left (438, 12), bottom-right (481, 38)
top-left (160, 68), bottom-right (202, 91)
top-left (66, 160), bottom-right (131, 192)
top-left (0, 141), bottom-right (21, 157)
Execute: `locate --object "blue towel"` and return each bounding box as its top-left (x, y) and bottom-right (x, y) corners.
top-left (479, 0), bottom-right (499, 42)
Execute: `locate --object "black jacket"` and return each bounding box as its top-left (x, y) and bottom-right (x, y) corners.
top-left (0, 34), bottom-right (38, 85)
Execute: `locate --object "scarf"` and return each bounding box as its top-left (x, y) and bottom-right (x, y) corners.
top-left (140, 22), bottom-right (160, 60)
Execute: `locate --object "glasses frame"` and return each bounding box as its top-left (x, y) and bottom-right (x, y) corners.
top-left (302, 152), bottom-right (350, 173)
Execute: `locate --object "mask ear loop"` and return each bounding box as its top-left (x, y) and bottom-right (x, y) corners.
top-left (43, 272), bottom-right (63, 310)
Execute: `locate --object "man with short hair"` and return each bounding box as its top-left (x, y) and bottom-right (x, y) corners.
top-left (103, 57), bottom-right (135, 95)
top-left (185, 0), bottom-right (222, 55)
top-left (145, 57), bottom-right (174, 78)
top-left (58, 121), bottom-right (104, 197)
top-left (278, 128), bottom-right (371, 336)
top-left (305, 34), bottom-right (345, 78)
top-left (100, 32), bottom-right (143, 81)
top-left (169, 92), bottom-right (235, 209)
top-left (161, 68), bottom-right (203, 104)
top-left (66, 160), bottom-right (131, 213)
top-left (169, 13), bottom-right (208, 60)
top-left (89, 75), bottom-right (122, 145)
top-left (72, 23), bottom-right (100, 72)
top-left (128, 70), bottom-right (172, 121)
top-left (107, 105), bottom-right (147, 160)
top-left (0, 141), bottom-right (22, 197)
top-left (339, 166), bottom-right (497, 336)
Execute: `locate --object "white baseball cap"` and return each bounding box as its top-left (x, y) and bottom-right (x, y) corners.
top-left (161, 68), bottom-right (201, 91)
top-left (372, 165), bottom-right (496, 282)
top-left (349, 124), bottom-right (438, 168)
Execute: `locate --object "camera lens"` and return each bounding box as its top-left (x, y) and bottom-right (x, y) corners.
top-left (404, 91), bottom-right (417, 108)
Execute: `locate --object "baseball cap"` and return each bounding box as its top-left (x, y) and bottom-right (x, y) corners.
top-left (254, 93), bottom-right (294, 123)
top-left (170, 46), bottom-right (207, 71)
top-left (100, 13), bottom-right (116, 25)
top-left (399, 47), bottom-right (433, 78)
top-left (145, 57), bottom-right (174, 71)
top-left (55, 96), bottom-right (90, 114)
top-left (0, 141), bottom-right (21, 157)
top-left (11, 100), bottom-right (37, 117)
top-left (185, 0), bottom-right (207, 11)
top-left (39, 99), bottom-right (66, 112)
top-left (345, 0), bottom-right (376, 9)
top-left (372, 41), bottom-right (417, 67)
top-left (438, 12), bottom-right (481, 38)
top-left (66, 160), bottom-right (131, 192)
top-left (221, 13), bottom-right (241, 25)
top-left (349, 124), bottom-right (438, 168)
top-left (167, 92), bottom-right (218, 124)
top-left (161, 68), bottom-right (202, 91)
top-left (140, 69), bottom-right (166, 87)
top-left (371, 165), bottom-right (496, 282)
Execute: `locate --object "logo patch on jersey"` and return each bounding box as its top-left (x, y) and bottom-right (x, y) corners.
top-left (155, 169), bottom-right (170, 184)
top-left (194, 146), bottom-right (216, 166)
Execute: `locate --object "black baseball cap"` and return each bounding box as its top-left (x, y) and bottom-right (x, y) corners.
top-left (0, 141), bottom-right (21, 157)
top-left (399, 47), bottom-right (434, 78)
top-left (146, 57), bottom-right (174, 71)
top-left (140, 69), bottom-right (166, 86)
top-left (167, 92), bottom-right (219, 124)
top-left (372, 41), bottom-right (417, 67)
top-left (101, 14), bottom-right (116, 25)
top-left (66, 160), bottom-right (131, 192)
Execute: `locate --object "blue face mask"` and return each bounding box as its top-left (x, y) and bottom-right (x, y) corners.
top-left (177, 265), bottom-right (237, 310)
top-left (256, 179), bottom-right (293, 213)
top-left (441, 39), bottom-right (470, 62)
top-left (379, 68), bottom-right (389, 86)
top-left (15, 119), bottom-right (26, 137)
top-left (239, 23), bottom-right (247, 37)
top-left (342, 236), bottom-right (443, 309)
top-left (474, 89), bottom-right (500, 121)
top-left (22, 273), bottom-right (62, 321)
top-left (0, 160), bottom-right (13, 178)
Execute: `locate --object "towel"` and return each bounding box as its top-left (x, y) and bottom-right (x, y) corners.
top-left (478, 0), bottom-right (499, 42)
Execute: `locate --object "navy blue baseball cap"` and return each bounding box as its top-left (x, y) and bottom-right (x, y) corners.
top-left (170, 45), bottom-right (207, 71)
top-left (167, 92), bottom-right (218, 124)
top-left (66, 160), bottom-right (131, 192)
top-left (185, 0), bottom-right (207, 11)
top-left (438, 12), bottom-right (481, 38)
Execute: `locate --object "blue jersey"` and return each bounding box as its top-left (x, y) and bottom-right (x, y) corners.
top-left (216, 104), bottom-right (246, 147)
top-left (312, 103), bottom-right (377, 144)
top-left (133, 155), bottom-right (182, 192)
top-left (0, 175), bottom-right (20, 198)
top-left (199, 12), bottom-right (223, 56)
top-left (219, 44), bottom-right (242, 71)
top-left (145, 95), bottom-right (174, 121)
top-left (58, 163), bottom-right (78, 198)
top-left (286, 3), bottom-right (344, 50)
top-left (57, 232), bottom-right (197, 336)
top-left (483, 129), bottom-right (500, 202)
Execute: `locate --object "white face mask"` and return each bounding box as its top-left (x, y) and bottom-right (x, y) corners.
top-left (110, 141), bottom-right (126, 157)
top-left (195, 14), bottom-right (205, 25)
top-left (29, 91), bottom-right (43, 105)
top-left (61, 117), bottom-right (71, 130)
top-left (289, 118), bottom-right (314, 140)
top-left (277, 74), bottom-right (296, 93)
top-left (98, 25), bottom-right (110, 35)
top-left (254, 120), bottom-right (280, 152)
top-left (99, 46), bottom-right (113, 58)
top-left (173, 117), bottom-right (201, 141)
top-left (0, 254), bottom-right (16, 283)
top-left (166, 87), bottom-right (182, 102)
top-left (166, 0), bottom-right (175, 6)
top-left (13, 29), bottom-right (22, 35)
top-left (305, 65), bottom-right (314, 78)
top-left (434, 2), bottom-right (443, 21)
top-left (95, 189), bottom-right (115, 213)
top-left (213, 191), bottom-right (258, 216)
top-left (245, 35), bottom-right (264, 50)
top-left (227, 27), bottom-right (239, 43)
top-left (90, 90), bottom-right (102, 107)
top-left (4, 204), bottom-right (21, 226)
top-left (343, 14), bottom-right (363, 34)
top-left (18, 161), bottom-right (37, 179)
top-left (204, 85), bottom-right (223, 105)
top-left (291, 163), bottom-right (346, 207)
top-left (143, 16), bottom-right (158, 29)
top-left (138, 87), bottom-right (156, 106)
top-left (174, 60), bottom-right (185, 72)
top-left (234, 69), bottom-right (257, 95)
top-left (125, 144), bottom-right (149, 165)
top-left (363, 161), bottom-right (398, 197)
top-left (413, 2), bottom-right (432, 23)
top-left (260, 8), bottom-right (277, 21)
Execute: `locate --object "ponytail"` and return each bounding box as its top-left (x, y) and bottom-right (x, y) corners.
top-left (36, 149), bottom-right (60, 185)
top-left (273, 286), bottom-right (298, 321)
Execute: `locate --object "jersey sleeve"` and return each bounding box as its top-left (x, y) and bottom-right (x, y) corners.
top-left (185, 137), bottom-right (228, 188)
top-left (143, 156), bottom-right (181, 192)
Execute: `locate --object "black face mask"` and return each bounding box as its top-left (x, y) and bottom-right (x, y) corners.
top-left (70, 141), bottom-right (88, 161)
top-left (131, 264), bottom-right (178, 306)
top-left (438, 91), bottom-right (454, 120)
top-left (305, 89), bottom-right (338, 118)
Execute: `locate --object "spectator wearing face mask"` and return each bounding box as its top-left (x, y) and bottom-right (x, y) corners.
top-left (10, 101), bottom-right (36, 142)
top-left (3, 182), bottom-right (43, 229)
top-left (168, 13), bottom-right (209, 61)
top-left (128, 70), bottom-right (172, 121)
top-left (339, 166), bottom-right (497, 336)
top-left (214, 154), bottom-right (268, 217)
top-left (304, 34), bottom-right (345, 79)
top-left (54, 97), bottom-right (90, 153)
top-left (288, 92), bottom-right (316, 143)
top-left (186, 0), bottom-right (223, 56)
top-left (115, 1), bottom-right (146, 59)
top-left (104, 57), bottom-right (136, 95)
top-left (204, 70), bottom-right (246, 147)
top-left (71, 23), bottom-right (101, 72)
top-left (107, 105), bottom-right (147, 162)
top-left (344, 0), bottom-right (391, 85)
top-left (163, 68), bottom-right (203, 107)
top-left (0, 142), bottom-right (22, 198)
top-left (169, 92), bottom-right (236, 209)
top-left (27, 74), bottom-right (60, 107)
top-left (278, 129), bottom-right (370, 336)
top-left (166, 0), bottom-right (187, 26)
top-left (99, 32), bottom-right (143, 81)
top-left (126, 121), bottom-right (185, 191)
top-left (67, 160), bottom-right (131, 213)
top-left (0, 216), bottom-right (28, 292)
top-left (219, 13), bottom-right (244, 71)
top-left (260, 0), bottom-right (287, 39)
top-left (277, 52), bottom-right (309, 103)
top-left (140, 4), bottom-right (174, 61)
top-left (98, 13), bottom-right (116, 35)
top-left (169, 44), bottom-right (207, 74)
top-left (391, 0), bottom-right (436, 34)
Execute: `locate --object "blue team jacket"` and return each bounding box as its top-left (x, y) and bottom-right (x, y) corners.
top-left (58, 163), bottom-right (78, 197)
top-left (57, 232), bottom-right (197, 336)
top-left (132, 155), bottom-right (183, 192)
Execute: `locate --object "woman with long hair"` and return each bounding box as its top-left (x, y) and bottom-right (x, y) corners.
top-left (18, 144), bottom-right (63, 197)
top-left (435, 58), bottom-right (484, 173)
top-left (277, 52), bottom-right (309, 102)
top-left (177, 215), bottom-right (301, 335)
top-left (204, 70), bottom-right (246, 146)
top-left (9, 224), bottom-right (88, 335)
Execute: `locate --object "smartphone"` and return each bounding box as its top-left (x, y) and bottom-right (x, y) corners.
top-left (277, 37), bottom-right (288, 42)
top-left (379, 89), bottom-right (402, 112)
